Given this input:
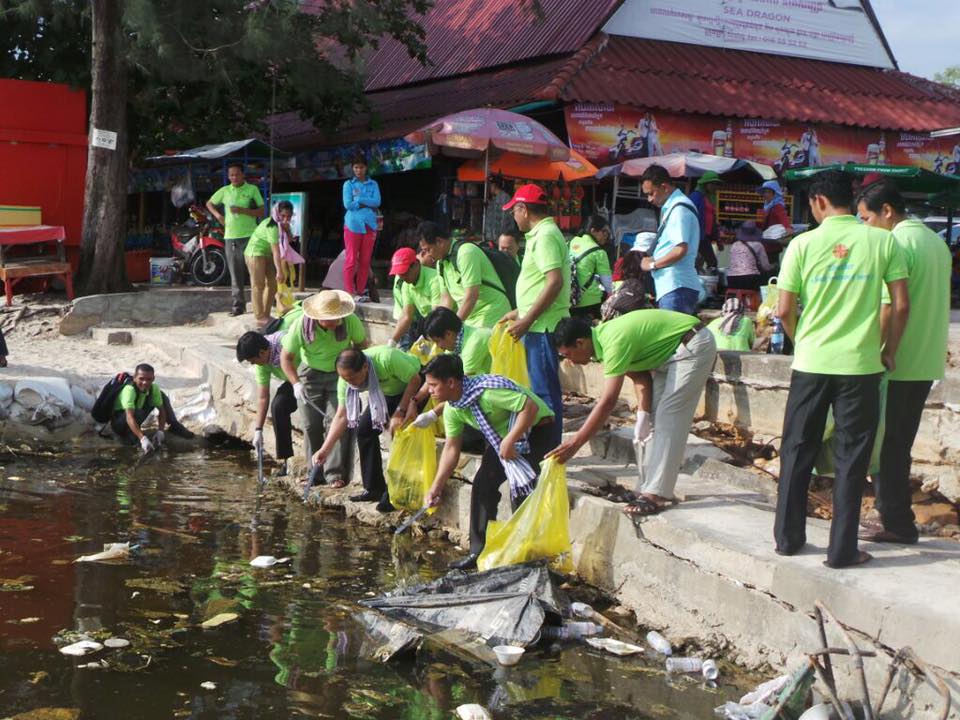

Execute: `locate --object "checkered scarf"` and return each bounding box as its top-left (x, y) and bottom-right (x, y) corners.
top-left (450, 375), bottom-right (536, 501)
top-left (345, 357), bottom-right (389, 432)
top-left (454, 327), bottom-right (465, 355)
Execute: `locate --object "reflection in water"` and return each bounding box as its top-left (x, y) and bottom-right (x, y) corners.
top-left (0, 448), bottom-right (743, 719)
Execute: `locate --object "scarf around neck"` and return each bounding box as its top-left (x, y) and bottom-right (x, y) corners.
top-left (345, 357), bottom-right (389, 431)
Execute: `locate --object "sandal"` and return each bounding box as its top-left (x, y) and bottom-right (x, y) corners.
top-left (622, 497), bottom-right (665, 517)
top-left (823, 550), bottom-right (872, 569)
top-left (858, 527), bottom-right (917, 544)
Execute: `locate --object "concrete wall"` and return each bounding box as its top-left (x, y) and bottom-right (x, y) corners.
top-left (60, 288), bottom-right (234, 336)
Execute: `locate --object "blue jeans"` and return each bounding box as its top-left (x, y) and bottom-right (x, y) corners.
top-left (658, 287), bottom-right (700, 315)
top-left (522, 331), bottom-right (563, 447)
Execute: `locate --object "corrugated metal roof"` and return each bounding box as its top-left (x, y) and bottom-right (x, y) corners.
top-left (361, 0), bottom-right (621, 91)
top-left (269, 56), bottom-right (572, 149)
top-left (553, 36), bottom-right (960, 132)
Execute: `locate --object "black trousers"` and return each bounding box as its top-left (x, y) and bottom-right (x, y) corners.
top-left (357, 393), bottom-right (403, 497)
top-left (110, 392), bottom-right (179, 443)
top-left (876, 380), bottom-right (931, 540)
top-left (0, 327), bottom-right (7, 356)
top-left (774, 371), bottom-right (881, 567)
top-left (271, 381), bottom-right (298, 460)
top-left (468, 420), bottom-right (554, 555)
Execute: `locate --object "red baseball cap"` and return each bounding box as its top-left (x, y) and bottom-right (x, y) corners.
top-left (502, 183), bottom-right (548, 210)
top-left (388, 247), bottom-right (418, 276)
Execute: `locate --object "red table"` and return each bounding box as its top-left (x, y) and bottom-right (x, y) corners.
top-left (0, 225), bottom-right (74, 305)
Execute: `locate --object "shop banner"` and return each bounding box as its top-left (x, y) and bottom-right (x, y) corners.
top-left (603, 0), bottom-right (893, 68)
top-left (566, 103), bottom-right (893, 172)
top-left (887, 133), bottom-right (960, 175)
top-left (278, 138), bottom-right (430, 183)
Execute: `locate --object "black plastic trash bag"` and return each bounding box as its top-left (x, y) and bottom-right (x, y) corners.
top-left (359, 561), bottom-right (568, 649)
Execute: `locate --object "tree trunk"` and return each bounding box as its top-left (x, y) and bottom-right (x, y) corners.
top-left (77, 0), bottom-right (130, 295)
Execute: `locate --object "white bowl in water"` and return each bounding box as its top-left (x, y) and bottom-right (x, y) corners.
top-left (492, 645), bottom-right (524, 666)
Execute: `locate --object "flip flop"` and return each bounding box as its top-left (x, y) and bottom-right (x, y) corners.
top-left (858, 527), bottom-right (918, 544)
top-left (622, 497), bottom-right (665, 517)
top-left (823, 550), bottom-right (872, 569)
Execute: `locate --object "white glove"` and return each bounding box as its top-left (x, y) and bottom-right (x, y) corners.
top-left (252, 428), bottom-right (263, 450)
top-left (139, 436), bottom-right (154, 454)
top-left (411, 410), bottom-right (438, 429)
top-left (386, 338), bottom-right (398, 348)
top-left (293, 382), bottom-right (305, 403)
top-left (153, 430), bottom-right (165, 447)
top-left (633, 410), bottom-right (652, 445)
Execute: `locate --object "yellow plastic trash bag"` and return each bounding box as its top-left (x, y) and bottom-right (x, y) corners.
top-left (489, 322), bottom-right (530, 387)
top-left (477, 457), bottom-right (573, 573)
top-left (275, 281), bottom-right (296, 317)
top-left (385, 425), bottom-right (438, 513)
top-left (756, 278), bottom-right (779, 328)
top-left (408, 336), bottom-right (442, 367)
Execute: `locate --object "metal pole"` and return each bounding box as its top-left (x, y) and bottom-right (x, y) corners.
top-left (482, 148), bottom-right (489, 237)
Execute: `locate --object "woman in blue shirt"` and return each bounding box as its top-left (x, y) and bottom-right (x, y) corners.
top-left (342, 156), bottom-right (381, 299)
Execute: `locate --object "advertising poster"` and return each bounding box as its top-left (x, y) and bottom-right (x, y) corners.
top-left (565, 103), bottom-right (726, 167)
top-left (279, 138), bottom-right (431, 183)
top-left (270, 192), bottom-right (308, 241)
top-left (734, 120), bottom-right (886, 171)
top-left (887, 133), bottom-right (960, 174)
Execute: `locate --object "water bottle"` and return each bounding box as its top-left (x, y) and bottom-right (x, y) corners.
top-left (769, 317), bottom-right (784, 355)
top-left (701, 659), bottom-right (719, 681)
top-left (570, 602), bottom-right (594, 618)
top-left (665, 657), bottom-right (702, 674)
top-left (541, 621), bottom-right (603, 641)
top-left (646, 630), bottom-right (672, 656)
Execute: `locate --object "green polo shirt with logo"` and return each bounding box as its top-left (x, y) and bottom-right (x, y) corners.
top-left (443, 386), bottom-right (553, 440)
top-left (245, 217), bottom-right (279, 258)
top-left (569, 234), bottom-right (611, 308)
top-left (458, 325), bottom-right (493, 376)
top-left (395, 264), bottom-right (440, 318)
top-left (281, 313), bottom-right (366, 373)
top-left (881, 219), bottom-right (951, 381)
top-left (518, 217), bottom-right (571, 332)
top-left (209, 182), bottom-right (264, 239)
top-left (593, 310), bottom-right (698, 376)
top-left (439, 243), bottom-right (511, 329)
top-left (778, 215), bottom-right (908, 376)
top-left (336, 345), bottom-right (421, 404)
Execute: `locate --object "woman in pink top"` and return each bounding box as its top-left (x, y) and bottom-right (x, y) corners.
top-left (726, 221), bottom-right (772, 291)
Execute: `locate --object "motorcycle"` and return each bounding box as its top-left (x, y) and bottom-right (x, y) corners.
top-left (170, 205), bottom-right (228, 286)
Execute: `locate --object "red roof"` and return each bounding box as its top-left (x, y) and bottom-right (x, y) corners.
top-left (361, 0), bottom-right (621, 91)
top-left (551, 36), bottom-right (960, 132)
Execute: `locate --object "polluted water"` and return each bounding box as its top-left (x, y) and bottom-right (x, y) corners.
top-left (1, 447), bottom-right (753, 719)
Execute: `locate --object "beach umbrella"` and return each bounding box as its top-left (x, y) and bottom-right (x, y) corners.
top-left (456, 148), bottom-right (597, 183)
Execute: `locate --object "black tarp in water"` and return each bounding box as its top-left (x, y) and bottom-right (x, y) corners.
top-left (359, 562), bottom-right (568, 649)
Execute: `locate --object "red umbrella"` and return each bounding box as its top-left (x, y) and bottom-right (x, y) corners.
top-left (406, 108), bottom-right (571, 162)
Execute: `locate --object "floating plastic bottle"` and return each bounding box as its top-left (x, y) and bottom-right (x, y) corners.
top-left (769, 318), bottom-right (785, 355)
top-left (702, 659), bottom-right (719, 681)
top-left (541, 621), bottom-right (603, 641)
top-left (570, 602), bottom-right (594, 618)
top-left (665, 657), bottom-right (702, 674)
top-left (646, 630), bottom-right (672, 656)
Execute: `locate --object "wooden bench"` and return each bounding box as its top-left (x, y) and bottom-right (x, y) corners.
top-left (0, 225), bottom-right (74, 306)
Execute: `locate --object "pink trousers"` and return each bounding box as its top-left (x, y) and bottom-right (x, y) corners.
top-left (343, 226), bottom-right (377, 295)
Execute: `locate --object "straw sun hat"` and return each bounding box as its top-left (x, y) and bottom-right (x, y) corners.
top-left (302, 289), bottom-right (355, 321)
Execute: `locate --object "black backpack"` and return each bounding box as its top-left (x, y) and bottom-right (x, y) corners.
top-left (569, 244), bottom-right (604, 307)
top-left (441, 240), bottom-right (520, 309)
top-left (91, 371), bottom-right (133, 423)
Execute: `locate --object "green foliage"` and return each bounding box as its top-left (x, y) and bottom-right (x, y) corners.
top-left (0, 0), bottom-right (432, 158)
top-left (934, 65), bottom-right (960, 88)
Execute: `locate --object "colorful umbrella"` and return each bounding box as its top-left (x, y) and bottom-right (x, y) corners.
top-left (457, 148), bottom-right (597, 183)
top-left (406, 108), bottom-right (571, 162)
top-left (597, 152), bottom-right (777, 181)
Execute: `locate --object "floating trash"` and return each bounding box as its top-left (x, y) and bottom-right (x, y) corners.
top-left (59, 640), bottom-right (103, 657)
top-left (200, 613), bottom-right (239, 629)
top-left (586, 637), bottom-right (645, 656)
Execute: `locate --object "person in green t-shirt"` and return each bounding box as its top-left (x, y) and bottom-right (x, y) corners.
top-left (549, 312), bottom-right (716, 517)
top-left (243, 200), bottom-right (291, 326)
top-left (419, 354), bottom-right (555, 570)
top-left (386, 247), bottom-right (440, 350)
top-left (311, 347), bottom-right (421, 513)
top-left (856, 180), bottom-right (950, 545)
top-left (568, 215), bottom-right (614, 321)
top-left (280, 291), bottom-right (367, 488)
top-left (109, 363), bottom-right (195, 451)
top-left (423, 306), bottom-right (492, 376)
top-left (774, 170), bottom-right (909, 569)
top-left (501, 184), bottom-right (571, 447)
top-left (706, 297), bottom-right (755, 352)
top-left (418, 221), bottom-right (511, 329)
top-left (235, 305), bottom-right (304, 476)
top-left (206, 163), bottom-right (264, 316)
